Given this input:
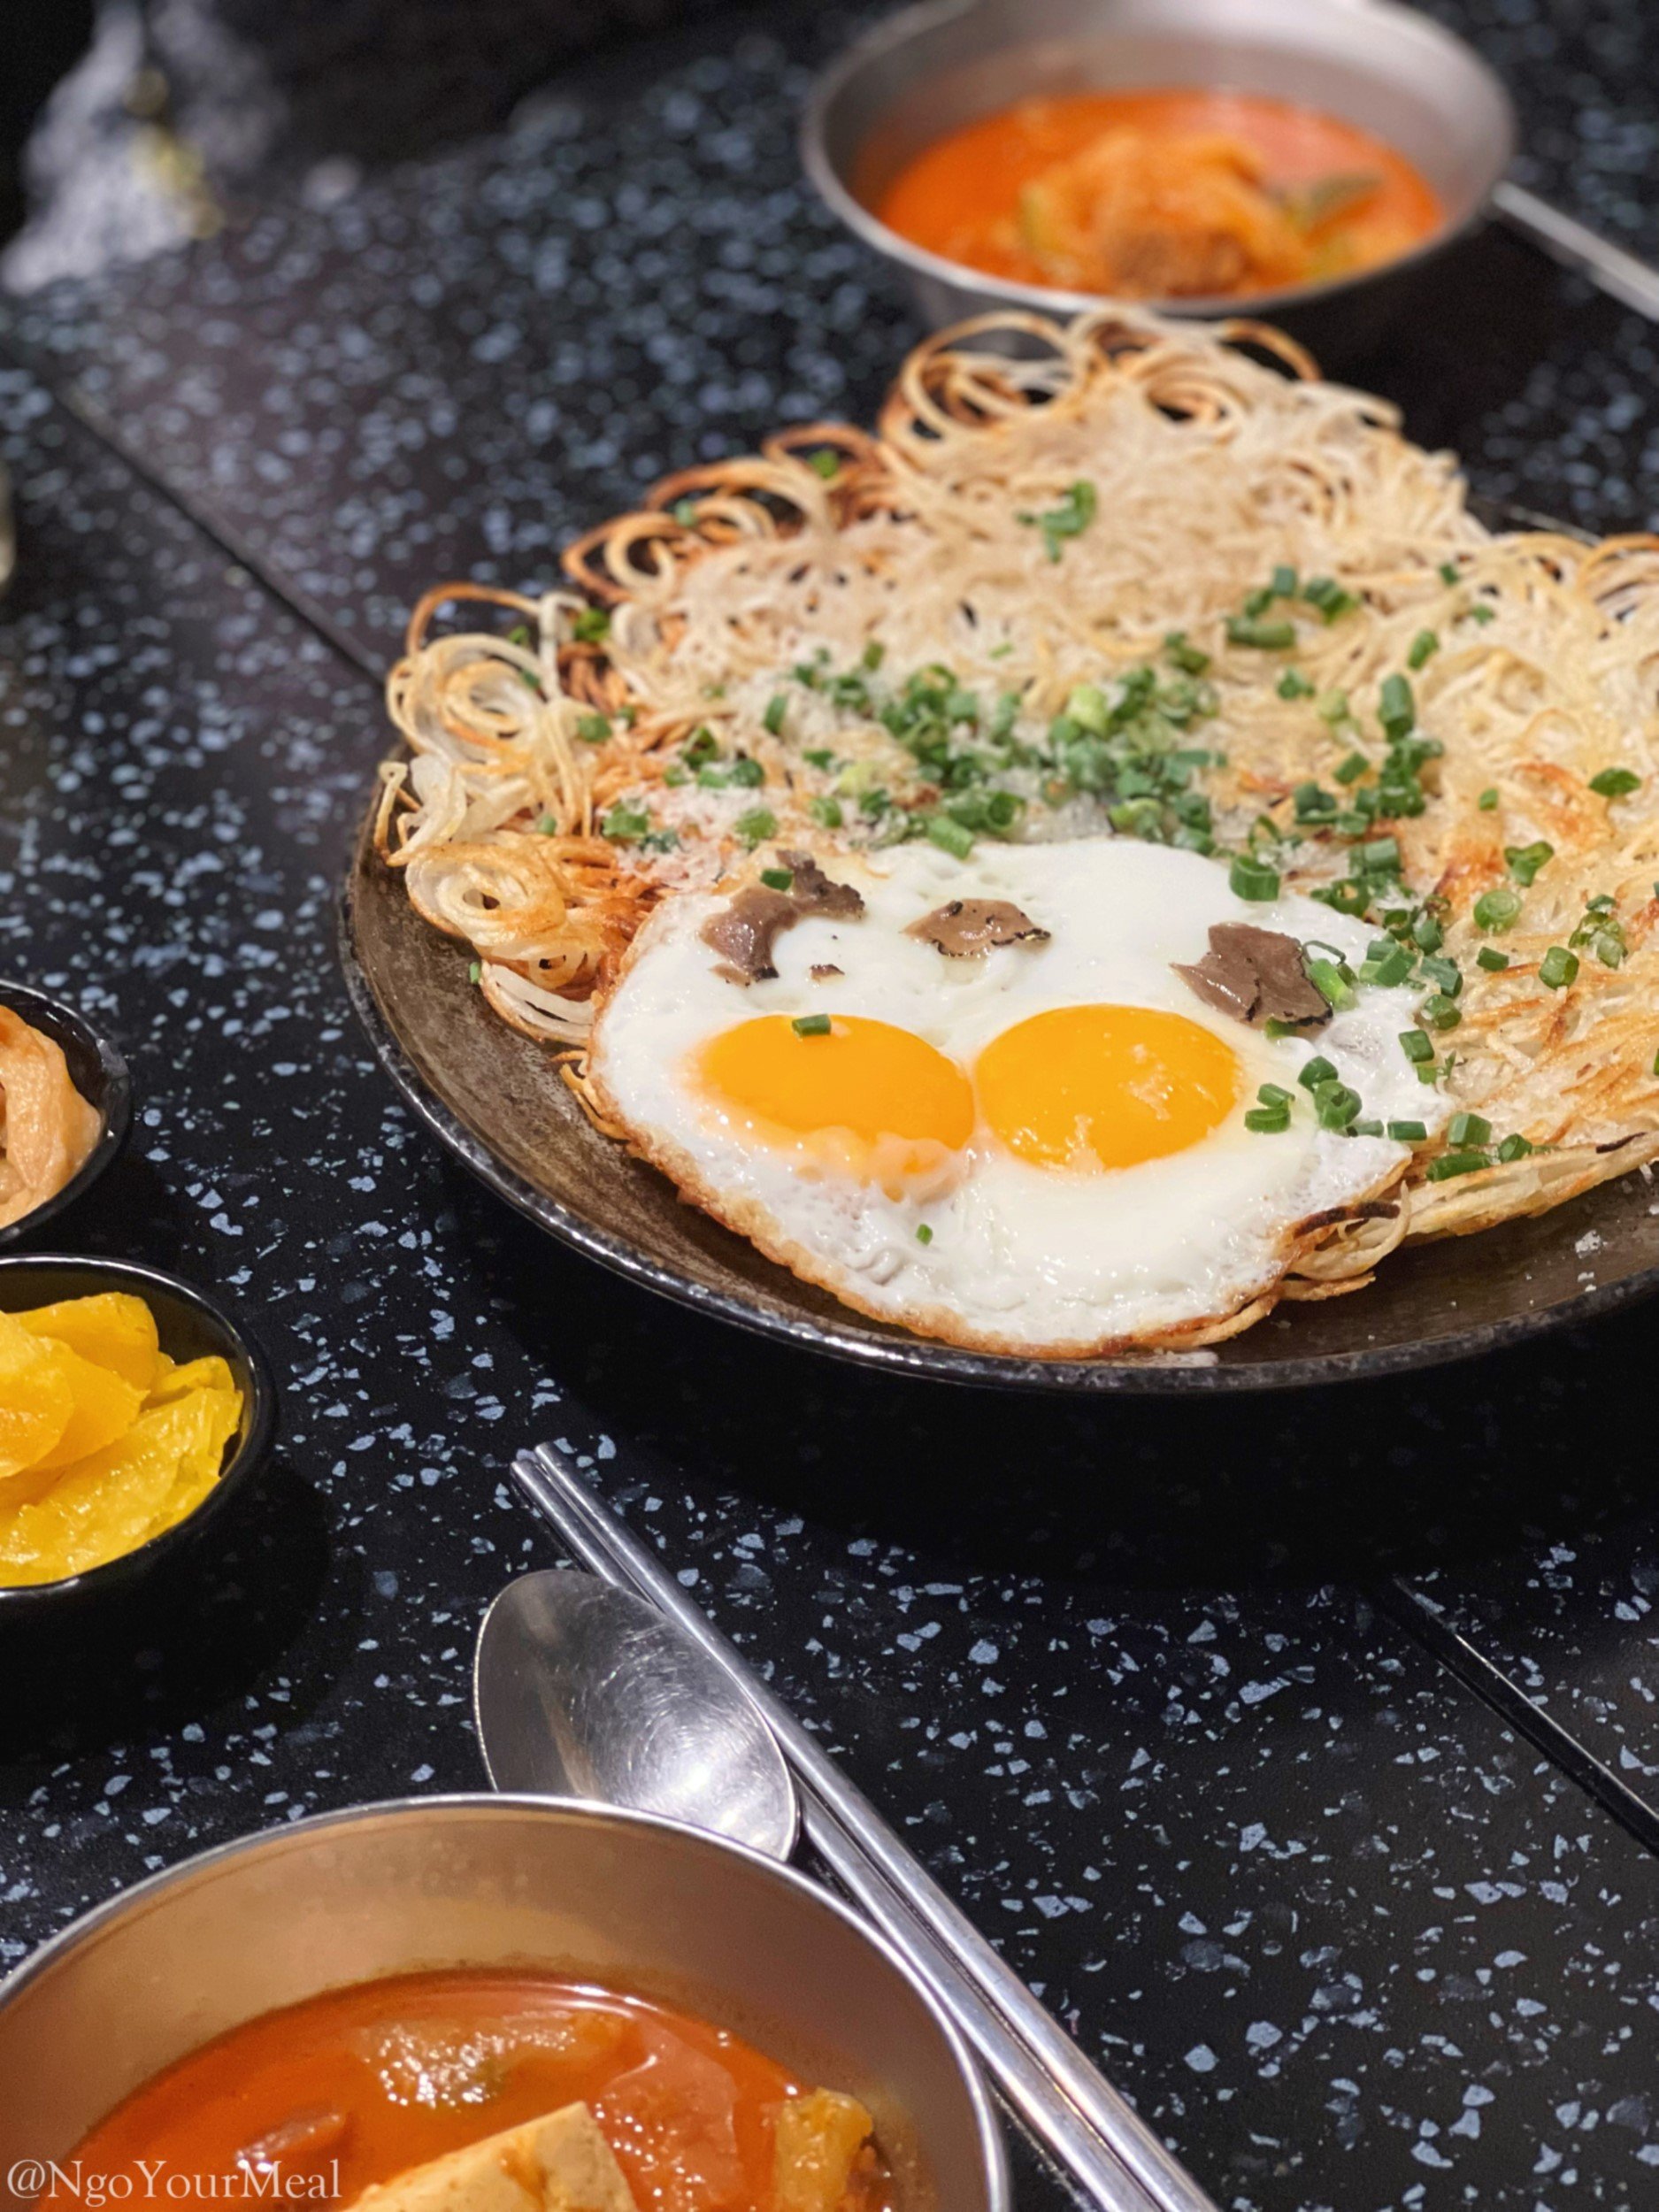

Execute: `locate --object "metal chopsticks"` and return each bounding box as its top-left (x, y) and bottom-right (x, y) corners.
top-left (1494, 181), bottom-right (1659, 322)
top-left (511, 1443), bottom-right (1220, 2212)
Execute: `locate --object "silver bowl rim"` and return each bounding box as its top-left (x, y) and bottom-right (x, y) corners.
top-left (801, 0), bottom-right (1520, 321)
top-left (0, 1790), bottom-right (1012, 2212)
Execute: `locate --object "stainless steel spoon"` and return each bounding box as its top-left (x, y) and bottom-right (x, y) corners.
top-left (473, 1566), bottom-right (799, 1859)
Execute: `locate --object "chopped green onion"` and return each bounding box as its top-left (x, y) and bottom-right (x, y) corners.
top-left (572, 606), bottom-right (611, 643)
top-left (808, 795), bottom-right (843, 829)
top-left (1306, 957), bottom-right (1356, 1011)
top-left (1271, 564), bottom-right (1298, 597)
top-left (1355, 834), bottom-right (1401, 875)
top-left (1245, 1103), bottom-right (1292, 1133)
top-left (1418, 955), bottom-right (1462, 997)
top-left (792, 1012), bottom-right (832, 1037)
top-left (1448, 1111), bottom-right (1492, 1147)
top-left (1387, 1119), bottom-right (1428, 1142)
top-left (601, 804), bottom-right (649, 841)
top-left (1420, 992), bottom-right (1462, 1031)
top-left (1478, 787), bottom-right (1499, 810)
top-left (1426, 1150), bottom-right (1490, 1181)
top-left (1257, 1083), bottom-right (1295, 1109)
top-left (1438, 561), bottom-right (1460, 586)
top-left (1496, 1133), bottom-right (1534, 1164)
top-left (1361, 944), bottom-right (1414, 987)
top-left (862, 640), bottom-right (885, 670)
top-left (1473, 885), bottom-right (1522, 932)
top-left (1226, 617), bottom-right (1296, 649)
top-left (575, 711), bottom-right (611, 743)
top-left (672, 497), bottom-right (700, 526)
top-left (1538, 945), bottom-right (1578, 990)
top-left (1477, 947), bottom-right (1509, 972)
top-left (1294, 780), bottom-right (1338, 820)
top-left (728, 756), bottom-right (764, 788)
top-left (1313, 1080), bottom-right (1362, 1130)
top-left (1298, 1055), bottom-right (1338, 1092)
top-left (1317, 690), bottom-right (1352, 726)
top-left (1164, 630), bottom-right (1211, 675)
top-left (760, 867), bottom-right (794, 892)
top-left (1379, 673), bottom-right (1415, 741)
top-left (916, 1223), bottom-right (933, 1245)
top-left (763, 694), bottom-right (788, 735)
top-left (1399, 1027), bottom-right (1435, 1064)
top-left (1407, 629), bottom-right (1440, 670)
top-left (1590, 766), bottom-right (1640, 799)
top-left (684, 727), bottom-right (721, 766)
top-left (734, 807), bottom-right (777, 847)
top-left (1505, 840), bottom-right (1554, 887)
top-left (1278, 669), bottom-right (1316, 700)
top-left (1466, 603), bottom-right (1496, 625)
top-left (926, 815), bottom-right (976, 859)
top-left (1018, 480), bottom-right (1097, 562)
top-left (808, 449), bottom-right (841, 480)
top-left (1334, 750), bottom-right (1371, 784)
top-left (1229, 855), bottom-right (1281, 901)
top-left (468, 959), bottom-right (482, 984)
top-left (1349, 1118), bottom-right (1384, 1137)
top-left (1411, 912), bottom-right (1444, 952)
top-left (803, 747), bottom-right (834, 770)
top-left (1303, 576), bottom-right (1359, 621)
top-left (535, 813), bottom-right (558, 833)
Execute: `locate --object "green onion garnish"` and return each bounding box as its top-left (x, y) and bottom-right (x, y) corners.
top-left (1411, 912), bottom-right (1444, 952)
top-left (1417, 955), bottom-right (1462, 997)
top-left (1477, 947), bottom-right (1509, 972)
top-left (1245, 1103), bottom-right (1292, 1133)
top-left (575, 712), bottom-right (611, 743)
top-left (1271, 564), bottom-right (1298, 597)
top-left (1473, 885), bottom-right (1522, 932)
top-left (1407, 629), bottom-right (1440, 670)
top-left (1297, 1056), bottom-right (1338, 1092)
top-left (1590, 767), bottom-right (1640, 799)
top-left (1278, 669), bottom-right (1315, 700)
top-left (1478, 787), bottom-right (1499, 810)
top-left (1229, 855), bottom-right (1280, 901)
top-left (1257, 1083), bottom-right (1294, 1109)
top-left (734, 807), bottom-right (777, 848)
top-left (1399, 1029), bottom-right (1435, 1064)
top-left (808, 449), bottom-right (841, 480)
top-left (926, 815), bottom-right (976, 859)
top-left (1448, 1111), bottom-right (1492, 1147)
top-left (793, 1013), bottom-right (832, 1038)
top-left (1226, 617), bottom-right (1296, 649)
top-left (1538, 945), bottom-right (1578, 990)
top-left (468, 959), bottom-right (482, 983)
top-left (1388, 1119), bottom-right (1428, 1142)
top-left (1420, 992), bottom-right (1462, 1031)
top-left (1164, 630), bottom-right (1211, 675)
top-left (572, 606), bottom-right (611, 643)
top-left (601, 804), bottom-right (649, 841)
top-left (1334, 750), bottom-right (1371, 784)
top-left (1317, 690), bottom-right (1352, 726)
top-left (916, 1223), bottom-right (933, 1244)
top-left (763, 694), bottom-right (788, 735)
top-left (1314, 1080), bottom-right (1362, 1130)
top-left (728, 756), bottom-right (764, 788)
top-left (1379, 673), bottom-right (1415, 741)
top-left (809, 795), bottom-right (843, 829)
top-left (1018, 480), bottom-right (1097, 562)
top-left (1426, 1150), bottom-right (1490, 1181)
top-left (760, 867), bottom-right (794, 892)
top-left (1438, 561), bottom-right (1460, 586)
top-left (1496, 1133), bottom-right (1534, 1164)
top-left (1505, 840), bottom-right (1554, 887)
top-left (1306, 957), bottom-right (1356, 1010)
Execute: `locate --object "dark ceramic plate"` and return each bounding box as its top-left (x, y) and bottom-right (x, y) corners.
top-left (338, 809), bottom-right (1659, 1394)
top-left (0, 979), bottom-right (131, 1248)
top-left (0, 1255), bottom-right (276, 1611)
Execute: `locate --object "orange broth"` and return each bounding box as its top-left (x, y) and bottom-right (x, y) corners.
top-left (875, 88), bottom-right (1443, 299)
top-left (67, 1969), bottom-right (896, 2212)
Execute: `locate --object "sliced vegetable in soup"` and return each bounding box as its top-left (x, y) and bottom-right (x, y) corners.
top-left (69, 1970), bottom-right (896, 2212)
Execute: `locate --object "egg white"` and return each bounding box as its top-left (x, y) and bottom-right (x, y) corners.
top-left (588, 838), bottom-right (1448, 1356)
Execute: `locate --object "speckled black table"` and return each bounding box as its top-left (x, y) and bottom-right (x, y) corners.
top-left (4, 4), bottom-right (1659, 2208)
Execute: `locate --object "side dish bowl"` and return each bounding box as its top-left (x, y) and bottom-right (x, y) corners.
top-left (803, 0), bottom-right (1517, 358)
top-left (0, 979), bottom-right (131, 1248)
top-left (0, 1794), bottom-right (1008, 2212)
top-left (0, 1254), bottom-right (275, 1612)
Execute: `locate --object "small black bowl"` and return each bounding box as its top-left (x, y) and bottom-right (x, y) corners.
top-left (0, 1256), bottom-right (276, 1612)
top-left (0, 979), bottom-right (131, 1248)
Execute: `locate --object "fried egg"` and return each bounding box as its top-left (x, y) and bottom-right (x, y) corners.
top-left (588, 839), bottom-right (1448, 1356)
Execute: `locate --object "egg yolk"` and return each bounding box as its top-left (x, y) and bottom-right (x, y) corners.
top-left (695, 1014), bottom-right (975, 1190)
top-left (975, 1004), bottom-right (1240, 1171)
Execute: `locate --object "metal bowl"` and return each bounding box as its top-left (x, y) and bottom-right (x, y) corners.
top-left (803, 0), bottom-right (1517, 362)
top-left (0, 1795), bottom-right (1008, 2212)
